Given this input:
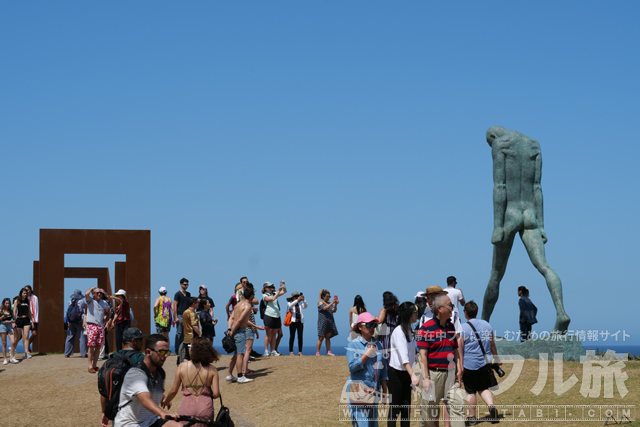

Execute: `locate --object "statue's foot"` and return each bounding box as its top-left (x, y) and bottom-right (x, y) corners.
top-left (553, 313), bottom-right (571, 334)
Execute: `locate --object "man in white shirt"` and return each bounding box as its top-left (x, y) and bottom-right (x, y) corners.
top-left (444, 276), bottom-right (465, 334)
top-left (80, 287), bottom-right (111, 373)
top-left (114, 334), bottom-right (179, 427)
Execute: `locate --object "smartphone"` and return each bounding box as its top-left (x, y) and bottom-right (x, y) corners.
top-left (334, 295), bottom-right (338, 301)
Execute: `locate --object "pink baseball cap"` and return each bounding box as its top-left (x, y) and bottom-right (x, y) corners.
top-left (355, 312), bottom-right (378, 324)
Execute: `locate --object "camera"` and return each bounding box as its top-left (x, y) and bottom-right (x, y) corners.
top-left (492, 364), bottom-right (505, 378)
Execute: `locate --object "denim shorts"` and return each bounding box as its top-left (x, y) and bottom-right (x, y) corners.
top-left (245, 328), bottom-right (255, 341)
top-left (0, 322), bottom-right (13, 334)
top-left (233, 327), bottom-right (247, 355)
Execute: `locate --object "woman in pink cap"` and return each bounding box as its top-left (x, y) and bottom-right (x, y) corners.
top-left (345, 311), bottom-right (388, 427)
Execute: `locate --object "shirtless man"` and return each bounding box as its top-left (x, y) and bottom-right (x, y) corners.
top-left (482, 126), bottom-right (570, 333)
top-left (227, 286), bottom-right (254, 383)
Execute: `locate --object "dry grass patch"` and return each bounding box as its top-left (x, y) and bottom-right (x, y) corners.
top-left (0, 353), bottom-right (638, 426)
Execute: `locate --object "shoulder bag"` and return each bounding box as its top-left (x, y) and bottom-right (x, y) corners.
top-left (348, 346), bottom-right (379, 405)
top-left (283, 311), bottom-right (292, 327)
top-left (467, 321), bottom-right (498, 389)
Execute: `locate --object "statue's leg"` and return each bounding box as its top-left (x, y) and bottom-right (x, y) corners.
top-left (482, 235), bottom-right (515, 322)
top-left (521, 229), bottom-right (570, 333)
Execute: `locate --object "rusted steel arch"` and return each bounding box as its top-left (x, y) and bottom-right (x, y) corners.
top-left (34, 229), bottom-right (150, 353)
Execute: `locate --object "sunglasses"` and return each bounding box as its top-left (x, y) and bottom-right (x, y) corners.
top-left (149, 348), bottom-right (171, 357)
top-left (362, 322), bottom-right (377, 329)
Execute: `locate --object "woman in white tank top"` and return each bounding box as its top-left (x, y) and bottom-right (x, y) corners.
top-left (349, 295), bottom-right (367, 328)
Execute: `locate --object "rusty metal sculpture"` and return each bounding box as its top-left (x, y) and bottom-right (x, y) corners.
top-left (33, 229), bottom-right (150, 353)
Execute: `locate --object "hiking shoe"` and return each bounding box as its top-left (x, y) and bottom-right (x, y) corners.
top-left (270, 351), bottom-right (281, 356)
top-left (466, 416), bottom-right (478, 426)
top-left (225, 375), bottom-right (237, 383)
top-left (237, 376), bottom-right (254, 383)
top-left (263, 350), bottom-right (270, 356)
top-left (10, 358), bottom-right (19, 364)
top-left (489, 405), bottom-right (499, 424)
top-left (327, 351), bottom-right (336, 356)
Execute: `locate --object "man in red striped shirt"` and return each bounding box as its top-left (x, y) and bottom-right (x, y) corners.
top-left (417, 294), bottom-right (465, 427)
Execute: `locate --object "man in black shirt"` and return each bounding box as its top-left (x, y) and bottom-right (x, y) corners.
top-left (172, 278), bottom-right (190, 355)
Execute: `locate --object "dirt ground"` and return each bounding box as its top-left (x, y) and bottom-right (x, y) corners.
top-left (0, 352), bottom-right (638, 426)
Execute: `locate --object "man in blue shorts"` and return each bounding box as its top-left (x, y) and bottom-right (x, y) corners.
top-left (227, 286), bottom-right (254, 384)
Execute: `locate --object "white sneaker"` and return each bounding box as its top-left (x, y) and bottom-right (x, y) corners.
top-left (270, 351), bottom-right (281, 356)
top-left (25, 353), bottom-right (33, 359)
top-left (225, 375), bottom-right (237, 383)
top-left (3, 359), bottom-right (7, 365)
top-left (237, 376), bottom-right (254, 383)
top-left (10, 358), bottom-right (19, 364)
top-left (263, 350), bottom-right (270, 356)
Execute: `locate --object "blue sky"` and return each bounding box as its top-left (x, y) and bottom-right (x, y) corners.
top-left (1, 1), bottom-right (639, 350)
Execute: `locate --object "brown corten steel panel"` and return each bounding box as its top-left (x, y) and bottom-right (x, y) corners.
top-left (32, 261), bottom-right (40, 353)
top-left (63, 267), bottom-right (114, 353)
top-left (37, 229), bottom-right (150, 353)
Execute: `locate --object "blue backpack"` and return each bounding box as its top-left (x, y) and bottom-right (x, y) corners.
top-left (67, 299), bottom-right (83, 324)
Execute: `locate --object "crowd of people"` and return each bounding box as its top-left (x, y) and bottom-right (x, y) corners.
top-left (0, 274), bottom-right (539, 426)
top-left (0, 285), bottom-right (38, 364)
top-left (345, 276), bottom-right (508, 427)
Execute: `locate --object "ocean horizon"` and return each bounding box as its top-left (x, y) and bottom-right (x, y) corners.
top-left (7, 342), bottom-right (639, 358)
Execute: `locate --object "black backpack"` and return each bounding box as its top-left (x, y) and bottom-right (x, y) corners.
top-left (67, 299), bottom-right (83, 324)
top-left (98, 351), bottom-right (138, 420)
top-left (215, 395), bottom-right (235, 427)
top-left (259, 298), bottom-right (266, 320)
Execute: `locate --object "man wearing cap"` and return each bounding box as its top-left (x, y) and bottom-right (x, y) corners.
top-left (418, 286), bottom-right (448, 328)
top-left (417, 294), bottom-right (465, 427)
top-left (154, 287), bottom-right (173, 341)
top-left (99, 327), bottom-right (147, 426)
top-left (119, 327), bottom-right (147, 363)
top-left (80, 286), bottom-right (111, 373)
top-left (172, 278), bottom-right (190, 355)
top-left (65, 289), bottom-right (87, 358)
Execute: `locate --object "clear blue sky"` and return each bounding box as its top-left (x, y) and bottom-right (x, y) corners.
top-left (2, 1), bottom-right (639, 350)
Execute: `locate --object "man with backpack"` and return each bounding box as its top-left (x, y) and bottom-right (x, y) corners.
top-left (113, 334), bottom-right (179, 426)
top-left (99, 327), bottom-right (147, 426)
top-left (64, 289), bottom-right (87, 358)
